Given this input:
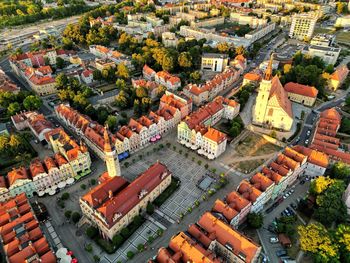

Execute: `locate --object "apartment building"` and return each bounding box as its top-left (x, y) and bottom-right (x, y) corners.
top-left (159, 91), bottom-right (193, 119)
top-left (329, 65), bottom-right (349, 90)
top-left (230, 13), bottom-right (268, 28)
top-left (0, 68), bottom-right (20, 94)
top-left (190, 16), bottom-right (225, 28)
top-left (289, 13), bottom-right (317, 40)
top-left (161, 32), bottom-right (178, 47)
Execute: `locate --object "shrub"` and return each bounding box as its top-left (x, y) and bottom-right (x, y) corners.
top-left (86, 226), bottom-right (98, 239)
top-left (211, 168), bottom-right (217, 173)
top-left (61, 192), bottom-right (70, 200)
top-left (58, 199), bottom-right (65, 208)
top-left (96, 238), bottom-right (114, 254)
top-left (192, 157), bottom-right (195, 161)
top-left (64, 210), bottom-right (72, 219)
top-left (71, 212), bottom-right (81, 223)
top-left (187, 207), bottom-right (192, 213)
top-left (85, 243), bottom-right (93, 253)
top-left (166, 142), bottom-right (171, 148)
top-left (156, 228), bottom-right (164, 236)
top-left (127, 251), bottom-right (135, 259)
top-left (148, 236), bottom-right (155, 243)
top-left (197, 160), bottom-right (202, 165)
top-left (195, 200), bottom-right (200, 207)
top-left (173, 146), bottom-right (176, 151)
top-left (179, 149), bottom-right (183, 154)
top-left (185, 153), bottom-right (189, 157)
top-left (204, 164), bottom-right (209, 169)
top-left (80, 184), bottom-right (86, 190)
top-left (124, 162), bottom-right (129, 168)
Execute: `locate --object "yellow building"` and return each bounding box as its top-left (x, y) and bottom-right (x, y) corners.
top-left (253, 57), bottom-right (293, 131)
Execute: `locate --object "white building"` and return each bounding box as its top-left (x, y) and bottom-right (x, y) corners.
top-left (201, 53), bottom-right (229, 72)
top-left (289, 13), bottom-right (317, 40)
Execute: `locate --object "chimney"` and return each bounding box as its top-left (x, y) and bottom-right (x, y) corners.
top-left (108, 190), bottom-right (113, 199)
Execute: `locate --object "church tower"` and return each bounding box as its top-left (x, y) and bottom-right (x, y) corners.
top-left (253, 54), bottom-right (274, 125)
top-left (103, 126), bottom-right (121, 177)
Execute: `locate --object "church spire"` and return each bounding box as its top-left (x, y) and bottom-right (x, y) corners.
top-left (264, 53), bottom-right (274, 81)
top-left (103, 125), bottom-right (112, 153)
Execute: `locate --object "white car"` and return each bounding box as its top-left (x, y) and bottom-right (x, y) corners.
top-left (270, 237), bottom-right (279, 244)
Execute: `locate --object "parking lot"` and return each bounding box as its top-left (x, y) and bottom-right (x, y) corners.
top-left (258, 177), bottom-right (310, 263)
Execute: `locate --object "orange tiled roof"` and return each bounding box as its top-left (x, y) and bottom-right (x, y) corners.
top-left (226, 191), bottom-right (251, 211)
top-left (292, 145), bottom-right (329, 168)
top-left (284, 82), bottom-right (318, 98)
top-left (198, 212), bottom-right (260, 262)
top-left (261, 166), bottom-right (283, 183)
top-left (168, 232), bottom-right (220, 263)
top-left (29, 159), bottom-right (46, 178)
top-left (283, 147), bottom-right (306, 164)
top-left (212, 199), bottom-right (238, 221)
top-left (250, 173), bottom-right (274, 192)
top-left (203, 127), bottom-right (226, 143)
top-left (269, 76), bottom-right (293, 118)
top-left (331, 64), bottom-right (349, 81)
top-left (143, 64), bottom-right (156, 76)
top-left (238, 180), bottom-right (262, 202)
top-left (7, 167), bottom-right (29, 186)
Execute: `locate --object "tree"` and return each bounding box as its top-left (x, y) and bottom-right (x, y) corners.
top-left (56, 73), bottom-right (69, 88)
top-left (121, 228), bottom-right (130, 239)
top-left (7, 101), bottom-right (21, 116)
top-left (190, 71), bottom-right (201, 82)
top-left (112, 234), bottom-right (124, 246)
top-left (23, 95), bottom-right (42, 111)
top-left (178, 52), bottom-right (192, 68)
top-left (86, 226), bottom-right (98, 239)
top-left (247, 212), bottom-right (264, 229)
top-left (116, 63), bottom-right (130, 79)
top-left (126, 251), bottom-right (134, 259)
top-left (61, 192), bottom-right (70, 200)
top-left (105, 115), bottom-right (118, 131)
top-left (310, 176), bottom-right (334, 195)
top-left (136, 87), bottom-right (148, 98)
top-left (156, 85), bottom-right (166, 98)
top-left (115, 90), bottom-right (129, 109)
top-left (235, 46), bottom-right (246, 56)
top-left (115, 79), bottom-right (126, 90)
top-left (340, 118), bottom-right (350, 135)
top-left (64, 210), bottom-right (72, 219)
top-left (56, 57), bottom-right (65, 69)
top-left (217, 42), bottom-right (230, 53)
top-left (93, 70), bottom-right (102, 81)
top-left (146, 203), bottom-right (155, 214)
top-left (331, 162), bottom-right (350, 180)
top-left (71, 212), bottom-right (81, 223)
top-left (298, 223), bottom-right (339, 262)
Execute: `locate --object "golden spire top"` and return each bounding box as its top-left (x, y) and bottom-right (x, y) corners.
top-left (264, 53), bottom-right (275, 81)
top-left (103, 125), bottom-right (112, 153)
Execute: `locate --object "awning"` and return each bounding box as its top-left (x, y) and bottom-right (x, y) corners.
top-left (51, 185), bottom-right (58, 190)
top-left (66, 178), bottom-right (74, 185)
top-left (38, 191), bottom-right (45, 197)
top-left (45, 188), bottom-right (51, 194)
top-left (156, 134), bottom-right (161, 140)
top-left (198, 149), bottom-right (204, 155)
top-left (191, 144), bottom-right (198, 150)
top-left (122, 152), bottom-right (129, 158)
top-left (56, 248), bottom-right (68, 258)
top-left (186, 142), bottom-right (191, 148)
top-left (180, 140), bottom-right (186, 145)
top-left (49, 190), bottom-right (56, 196)
top-left (150, 137), bottom-right (156, 142)
top-left (58, 182), bottom-right (66, 188)
top-left (208, 154), bottom-right (215, 160)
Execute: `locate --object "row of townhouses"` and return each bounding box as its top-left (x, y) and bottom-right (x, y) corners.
top-left (0, 127), bottom-right (91, 202)
top-left (89, 45), bottom-right (133, 70)
top-left (142, 64), bottom-right (182, 91)
top-left (55, 91), bottom-right (192, 160)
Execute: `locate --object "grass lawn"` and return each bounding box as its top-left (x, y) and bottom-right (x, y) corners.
top-left (336, 31), bottom-right (350, 44)
top-left (236, 159), bottom-right (266, 173)
top-left (314, 27), bottom-right (332, 34)
top-left (236, 133), bottom-right (281, 157)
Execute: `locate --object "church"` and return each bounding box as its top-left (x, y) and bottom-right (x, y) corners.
top-left (253, 56), bottom-right (294, 131)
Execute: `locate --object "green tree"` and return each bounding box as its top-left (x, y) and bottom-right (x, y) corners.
top-left (93, 69), bottom-right (102, 81)
top-left (23, 95), bottom-right (42, 111)
top-left (136, 86), bottom-right (148, 98)
top-left (7, 102), bottom-right (21, 115)
top-left (217, 42), bottom-right (230, 53)
top-left (115, 90), bottom-right (129, 109)
top-left (115, 79), bottom-right (126, 90)
top-left (112, 234), bottom-right (124, 246)
top-left (64, 210), bottom-right (72, 219)
top-left (56, 57), bottom-right (65, 69)
top-left (247, 212), bottom-right (264, 229)
top-left (61, 192), bottom-right (70, 200)
top-left (189, 71), bottom-right (201, 82)
top-left (146, 202), bottom-right (155, 214)
top-left (126, 251), bottom-right (134, 259)
top-left (86, 226), bottom-right (98, 239)
top-left (331, 162), bottom-right (350, 180)
top-left (105, 115), bottom-right (118, 131)
top-left (71, 212), bottom-right (81, 223)
top-left (56, 73), bottom-right (69, 88)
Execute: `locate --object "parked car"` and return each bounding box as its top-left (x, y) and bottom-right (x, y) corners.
top-left (306, 130), bottom-right (311, 136)
top-left (304, 139), bottom-right (309, 146)
top-left (270, 236), bottom-right (279, 244)
top-left (276, 250), bottom-right (287, 257)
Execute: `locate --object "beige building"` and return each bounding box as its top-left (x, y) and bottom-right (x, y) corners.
top-left (289, 13), bottom-right (317, 41)
top-left (201, 53), bottom-right (229, 72)
top-left (162, 32), bottom-right (178, 47)
top-left (253, 57), bottom-right (294, 131)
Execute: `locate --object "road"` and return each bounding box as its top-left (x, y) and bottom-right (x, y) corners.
top-left (258, 179), bottom-right (310, 263)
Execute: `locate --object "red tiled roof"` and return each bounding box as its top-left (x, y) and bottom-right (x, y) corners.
top-left (7, 167), bottom-right (29, 186)
top-left (261, 166), bottom-right (283, 183)
top-left (82, 176), bottom-right (128, 208)
top-left (292, 145), bottom-right (329, 168)
top-left (226, 191), bottom-right (251, 211)
top-left (269, 76), bottom-right (293, 118)
top-left (331, 64), bottom-right (349, 81)
top-left (203, 127), bottom-right (226, 143)
top-left (238, 180), bottom-right (262, 202)
top-left (250, 173), bottom-right (274, 192)
top-left (284, 82), bottom-right (318, 98)
top-left (143, 64), bottom-right (156, 76)
top-left (29, 159), bottom-right (46, 178)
